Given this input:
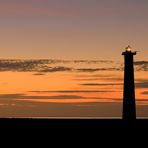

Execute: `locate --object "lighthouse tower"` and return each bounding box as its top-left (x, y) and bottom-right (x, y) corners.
top-left (122, 46), bottom-right (137, 120)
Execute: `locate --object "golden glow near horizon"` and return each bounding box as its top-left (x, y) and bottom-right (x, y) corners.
top-left (0, 59), bottom-right (147, 117)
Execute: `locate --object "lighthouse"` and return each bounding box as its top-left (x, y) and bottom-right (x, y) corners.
top-left (122, 46), bottom-right (137, 120)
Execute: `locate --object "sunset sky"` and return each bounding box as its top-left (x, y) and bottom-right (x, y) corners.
top-left (0, 0), bottom-right (147, 118)
top-left (0, 0), bottom-right (148, 60)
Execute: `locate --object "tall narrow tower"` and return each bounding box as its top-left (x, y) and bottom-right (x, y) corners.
top-left (122, 46), bottom-right (137, 120)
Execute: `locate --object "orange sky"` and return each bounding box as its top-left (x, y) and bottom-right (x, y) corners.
top-left (0, 61), bottom-right (147, 117)
top-left (0, 0), bottom-right (147, 117)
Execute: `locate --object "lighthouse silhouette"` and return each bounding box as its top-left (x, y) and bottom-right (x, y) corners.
top-left (122, 46), bottom-right (137, 120)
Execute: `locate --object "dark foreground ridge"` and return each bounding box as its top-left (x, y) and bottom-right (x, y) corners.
top-left (0, 118), bottom-right (148, 131)
top-left (0, 118), bottom-right (147, 143)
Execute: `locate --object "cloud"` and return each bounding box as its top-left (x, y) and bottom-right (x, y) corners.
top-left (111, 98), bottom-right (148, 103)
top-left (74, 77), bottom-right (123, 81)
top-left (0, 59), bottom-right (120, 73)
top-left (141, 91), bottom-right (148, 95)
top-left (40, 66), bottom-right (72, 72)
top-left (136, 99), bottom-right (148, 102)
top-left (74, 74), bottom-right (115, 78)
top-left (76, 68), bottom-right (121, 72)
top-left (72, 60), bottom-right (113, 64)
top-left (0, 93), bottom-right (122, 105)
top-left (73, 74), bottom-right (122, 81)
top-left (0, 92), bottom-right (122, 103)
top-left (0, 59), bottom-right (73, 72)
top-left (80, 83), bottom-right (122, 86)
top-left (135, 61), bottom-right (148, 71)
top-left (0, 93), bottom-right (85, 100)
top-left (29, 90), bottom-right (115, 93)
top-left (79, 80), bottom-right (148, 89)
top-left (0, 94), bottom-right (25, 99)
top-left (0, 59), bottom-right (43, 72)
top-left (32, 73), bottom-right (46, 76)
top-left (0, 59), bottom-right (147, 73)
top-left (135, 61), bottom-right (148, 65)
top-left (135, 81), bottom-right (148, 89)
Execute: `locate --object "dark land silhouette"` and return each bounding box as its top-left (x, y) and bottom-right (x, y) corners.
top-left (0, 118), bottom-right (148, 132)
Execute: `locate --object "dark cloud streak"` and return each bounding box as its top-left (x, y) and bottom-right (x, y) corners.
top-left (0, 59), bottom-right (116, 73)
top-left (0, 94), bottom-right (85, 100)
top-left (29, 90), bottom-right (116, 93)
top-left (0, 59), bottom-right (147, 73)
top-left (141, 91), bottom-right (148, 95)
top-left (136, 81), bottom-right (148, 89)
top-left (76, 68), bottom-right (121, 72)
top-left (135, 61), bottom-right (148, 71)
top-left (80, 83), bottom-right (123, 86)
